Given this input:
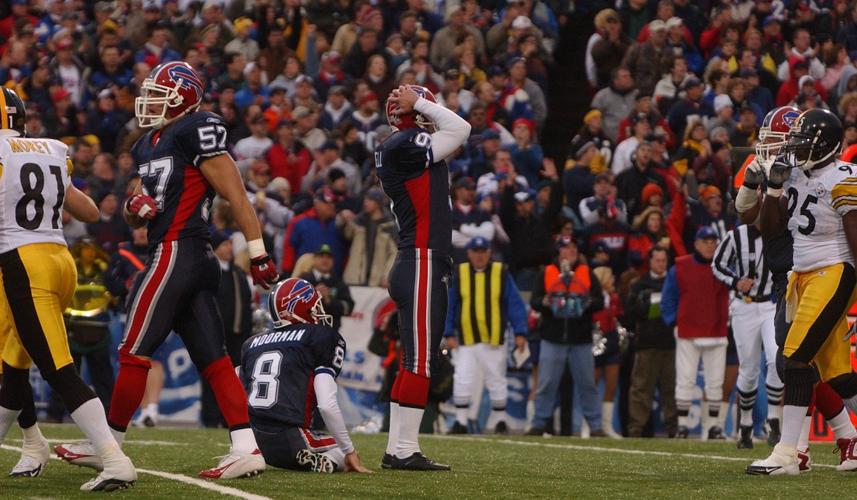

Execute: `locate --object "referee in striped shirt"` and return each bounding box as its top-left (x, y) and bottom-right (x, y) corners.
top-left (712, 222), bottom-right (783, 449)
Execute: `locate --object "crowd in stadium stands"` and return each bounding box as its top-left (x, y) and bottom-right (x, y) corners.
top-left (4, 0), bottom-right (857, 437)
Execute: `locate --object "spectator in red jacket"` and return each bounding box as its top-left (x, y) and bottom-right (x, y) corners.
top-left (266, 120), bottom-right (312, 193)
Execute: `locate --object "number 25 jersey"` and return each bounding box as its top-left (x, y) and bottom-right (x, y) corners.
top-left (130, 111), bottom-right (229, 249)
top-left (0, 135), bottom-right (71, 253)
top-left (788, 160), bottom-right (857, 272)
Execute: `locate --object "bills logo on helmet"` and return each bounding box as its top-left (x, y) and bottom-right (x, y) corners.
top-left (167, 64), bottom-right (203, 99)
top-left (783, 110), bottom-right (799, 129)
top-left (282, 282), bottom-right (315, 315)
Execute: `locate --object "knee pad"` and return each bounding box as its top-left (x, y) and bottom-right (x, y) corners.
top-left (119, 351), bottom-right (152, 370)
top-left (43, 365), bottom-right (96, 414)
top-left (783, 365), bottom-right (816, 407)
top-left (826, 373), bottom-right (857, 400)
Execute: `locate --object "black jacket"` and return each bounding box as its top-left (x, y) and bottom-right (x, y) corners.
top-left (626, 271), bottom-right (675, 351)
top-left (500, 181), bottom-right (562, 272)
top-left (217, 262), bottom-right (253, 364)
top-left (531, 262), bottom-right (604, 345)
top-left (300, 271), bottom-right (355, 331)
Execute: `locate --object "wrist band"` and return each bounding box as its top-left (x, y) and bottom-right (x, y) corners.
top-left (766, 187), bottom-right (783, 197)
top-left (248, 239), bottom-right (266, 259)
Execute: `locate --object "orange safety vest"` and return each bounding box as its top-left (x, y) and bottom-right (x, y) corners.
top-left (544, 263), bottom-right (591, 295)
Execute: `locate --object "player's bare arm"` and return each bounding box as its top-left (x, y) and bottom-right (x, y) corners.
top-left (200, 153), bottom-right (278, 288)
top-left (64, 185), bottom-right (100, 223)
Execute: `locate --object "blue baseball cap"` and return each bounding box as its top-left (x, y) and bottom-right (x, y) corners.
top-left (467, 236), bottom-right (490, 250)
top-left (695, 226), bottom-right (719, 240)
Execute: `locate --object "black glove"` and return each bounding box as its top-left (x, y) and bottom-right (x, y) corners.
top-left (767, 156), bottom-right (791, 191)
top-left (743, 159), bottom-right (765, 190)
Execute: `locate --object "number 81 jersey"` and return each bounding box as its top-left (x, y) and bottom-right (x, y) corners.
top-left (0, 135), bottom-right (71, 253)
top-left (787, 160), bottom-right (857, 272)
top-left (130, 111), bottom-right (229, 249)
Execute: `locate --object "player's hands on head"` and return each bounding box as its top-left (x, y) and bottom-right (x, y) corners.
top-left (250, 254), bottom-right (279, 289)
top-left (388, 85), bottom-right (419, 114)
top-left (344, 452), bottom-right (373, 473)
top-left (126, 193), bottom-right (158, 220)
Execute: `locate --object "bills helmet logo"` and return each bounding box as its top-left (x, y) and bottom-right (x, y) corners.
top-left (268, 278), bottom-right (331, 328)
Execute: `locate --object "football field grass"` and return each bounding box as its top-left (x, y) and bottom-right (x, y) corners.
top-left (1, 424), bottom-right (857, 498)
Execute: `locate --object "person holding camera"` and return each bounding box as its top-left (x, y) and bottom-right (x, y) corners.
top-left (527, 236), bottom-right (605, 437)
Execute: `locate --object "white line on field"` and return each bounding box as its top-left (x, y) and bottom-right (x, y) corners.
top-left (9, 439), bottom-right (185, 446)
top-left (428, 435), bottom-right (837, 469)
top-left (0, 444), bottom-right (271, 500)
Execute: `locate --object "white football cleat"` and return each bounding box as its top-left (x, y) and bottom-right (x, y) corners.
top-left (80, 453), bottom-right (136, 492)
top-left (836, 437), bottom-right (857, 471)
top-left (797, 448), bottom-right (811, 473)
top-left (10, 435), bottom-right (50, 477)
top-left (746, 444), bottom-right (800, 476)
top-left (199, 449), bottom-right (265, 479)
top-left (55, 442), bottom-right (104, 471)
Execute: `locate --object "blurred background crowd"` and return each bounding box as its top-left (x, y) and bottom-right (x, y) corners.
top-left (4, 0), bottom-right (855, 437)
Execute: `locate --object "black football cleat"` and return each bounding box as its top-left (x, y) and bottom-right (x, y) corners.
top-left (708, 426), bottom-right (725, 440)
top-left (675, 426), bottom-right (689, 439)
top-left (448, 422), bottom-right (468, 435)
top-left (526, 427), bottom-right (546, 436)
top-left (495, 421), bottom-right (508, 435)
top-left (767, 419), bottom-right (781, 447)
top-left (390, 453), bottom-right (451, 471)
top-left (737, 426), bottom-right (754, 449)
top-left (381, 453), bottom-right (393, 469)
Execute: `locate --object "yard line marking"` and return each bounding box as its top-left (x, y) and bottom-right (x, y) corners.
top-left (428, 435), bottom-right (837, 469)
top-left (9, 439), bottom-right (186, 446)
top-left (0, 444), bottom-right (272, 500)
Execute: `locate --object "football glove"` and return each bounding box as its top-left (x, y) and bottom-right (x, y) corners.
top-left (250, 254), bottom-right (278, 289)
top-left (125, 193), bottom-right (157, 220)
top-left (742, 158), bottom-right (766, 190)
top-left (766, 156), bottom-right (792, 191)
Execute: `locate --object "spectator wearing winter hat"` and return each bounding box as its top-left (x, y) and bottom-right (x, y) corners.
top-left (507, 56), bottom-right (547, 128)
top-left (563, 144), bottom-right (598, 217)
top-left (705, 94), bottom-right (736, 136)
top-left (616, 141), bottom-right (670, 220)
top-left (450, 176), bottom-right (496, 263)
top-left (571, 109), bottom-right (614, 169)
top-left (337, 187), bottom-right (398, 287)
top-left (730, 103), bottom-right (761, 148)
top-left (622, 19), bottom-right (673, 94)
top-left (791, 74), bottom-right (829, 111)
top-left (579, 173), bottom-right (628, 227)
top-left (292, 75), bottom-right (320, 110)
top-left (666, 76), bottom-right (714, 141)
top-left (293, 105), bottom-right (327, 152)
top-left (592, 67), bottom-right (638, 143)
top-left (351, 91), bottom-right (384, 152)
top-left (224, 16), bottom-right (259, 62)
top-left (686, 186), bottom-right (735, 244)
top-left (616, 93), bottom-right (674, 147)
top-left (591, 9), bottom-right (633, 89)
top-left (508, 118), bottom-right (544, 187)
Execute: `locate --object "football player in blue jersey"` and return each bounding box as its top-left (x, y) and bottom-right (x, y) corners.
top-left (56, 61), bottom-right (279, 480)
top-left (240, 278), bottom-right (371, 474)
top-left (375, 85), bottom-right (471, 470)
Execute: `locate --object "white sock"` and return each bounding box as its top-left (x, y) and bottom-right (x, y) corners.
top-left (780, 405), bottom-right (808, 449)
top-left (455, 405), bottom-right (468, 427)
top-left (487, 409), bottom-right (506, 429)
top-left (21, 423), bottom-right (45, 446)
top-left (395, 406), bottom-right (424, 459)
top-left (110, 427), bottom-right (125, 447)
top-left (386, 402), bottom-right (400, 456)
top-left (0, 406), bottom-right (21, 443)
top-left (797, 415), bottom-right (811, 451)
top-left (829, 408), bottom-right (857, 439)
top-left (768, 404), bottom-right (783, 422)
top-left (70, 399), bottom-right (122, 457)
top-left (230, 427), bottom-right (257, 454)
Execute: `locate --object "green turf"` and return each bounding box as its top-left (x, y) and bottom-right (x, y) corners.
top-left (1, 424), bottom-right (856, 498)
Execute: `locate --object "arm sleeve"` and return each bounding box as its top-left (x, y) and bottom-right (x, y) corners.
top-left (413, 97), bottom-right (472, 162)
top-left (313, 373), bottom-right (354, 455)
top-left (503, 272), bottom-right (529, 335)
top-left (660, 267), bottom-right (679, 327)
top-left (711, 230), bottom-right (739, 288)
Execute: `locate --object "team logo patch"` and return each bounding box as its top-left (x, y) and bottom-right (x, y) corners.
top-left (816, 183), bottom-right (826, 196)
top-left (167, 65), bottom-right (203, 95)
top-left (281, 283), bottom-right (315, 314)
top-left (782, 110), bottom-right (799, 128)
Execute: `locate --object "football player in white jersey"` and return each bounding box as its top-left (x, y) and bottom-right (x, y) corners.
top-left (0, 88), bottom-right (137, 491)
top-left (748, 109), bottom-right (857, 475)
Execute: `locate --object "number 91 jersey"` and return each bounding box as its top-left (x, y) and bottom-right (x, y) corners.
top-left (0, 136), bottom-right (71, 253)
top-left (787, 160), bottom-right (857, 272)
top-left (130, 111), bottom-right (229, 249)
top-left (240, 324), bottom-right (346, 429)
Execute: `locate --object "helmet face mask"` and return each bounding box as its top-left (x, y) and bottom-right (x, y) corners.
top-left (135, 62), bottom-right (203, 129)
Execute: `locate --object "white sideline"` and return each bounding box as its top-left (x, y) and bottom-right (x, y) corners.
top-left (428, 435), bottom-right (838, 469)
top-left (0, 444), bottom-right (272, 500)
top-left (10, 439), bottom-right (185, 446)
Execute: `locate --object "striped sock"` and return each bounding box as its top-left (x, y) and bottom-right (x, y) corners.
top-left (738, 388), bottom-right (757, 427)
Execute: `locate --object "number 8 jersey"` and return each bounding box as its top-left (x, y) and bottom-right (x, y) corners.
top-left (0, 135), bottom-right (71, 253)
top-left (788, 160), bottom-right (857, 272)
top-left (130, 111), bottom-right (229, 249)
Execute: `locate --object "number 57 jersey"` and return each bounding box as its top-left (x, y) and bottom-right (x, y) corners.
top-left (788, 160), bottom-right (857, 272)
top-left (0, 135), bottom-right (71, 253)
top-left (130, 111), bottom-right (229, 249)
top-left (240, 324), bottom-right (346, 430)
